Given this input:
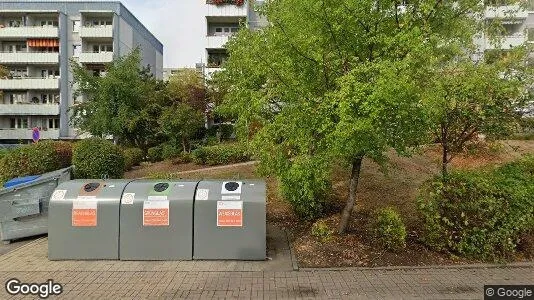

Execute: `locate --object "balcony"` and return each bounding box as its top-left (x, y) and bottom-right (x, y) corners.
top-left (0, 104), bottom-right (59, 116)
top-left (79, 25), bottom-right (113, 38)
top-left (0, 78), bottom-right (59, 90)
top-left (206, 35), bottom-right (231, 49)
top-left (0, 52), bottom-right (59, 64)
top-left (0, 26), bottom-right (58, 38)
top-left (486, 35), bottom-right (526, 49)
top-left (0, 128), bottom-right (59, 140)
top-left (485, 5), bottom-right (528, 19)
top-left (205, 1), bottom-right (248, 17)
top-left (78, 52), bottom-right (113, 64)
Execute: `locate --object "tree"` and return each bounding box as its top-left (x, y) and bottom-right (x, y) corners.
top-left (426, 49), bottom-right (533, 175)
top-left (216, 0), bottom-right (492, 233)
top-left (0, 65), bottom-right (8, 99)
top-left (70, 49), bottom-right (162, 150)
top-left (158, 103), bottom-right (204, 153)
top-left (167, 69), bottom-right (208, 112)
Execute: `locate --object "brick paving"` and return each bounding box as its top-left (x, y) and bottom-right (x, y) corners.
top-left (0, 237), bottom-right (532, 299)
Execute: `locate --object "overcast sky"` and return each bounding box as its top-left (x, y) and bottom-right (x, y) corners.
top-left (119, 0), bottom-right (203, 68)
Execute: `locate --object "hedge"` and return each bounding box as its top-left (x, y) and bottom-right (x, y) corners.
top-left (72, 138), bottom-right (125, 179)
top-left (191, 143), bottom-right (251, 166)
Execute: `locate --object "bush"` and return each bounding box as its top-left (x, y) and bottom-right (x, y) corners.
top-left (162, 144), bottom-right (182, 160)
top-left (147, 145), bottom-right (163, 163)
top-left (219, 124), bottom-right (235, 140)
top-left (279, 158), bottom-right (331, 220)
top-left (418, 156), bottom-right (534, 261)
top-left (123, 148), bottom-right (144, 170)
top-left (311, 220), bottom-right (334, 243)
top-left (73, 138), bottom-right (125, 179)
top-left (372, 207), bottom-right (407, 251)
top-left (191, 143), bottom-right (251, 166)
top-left (0, 141), bottom-right (72, 184)
top-left (171, 152), bottom-right (193, 165)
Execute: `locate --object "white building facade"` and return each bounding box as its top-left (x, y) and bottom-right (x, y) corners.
top-left (0, 1), bottom-right (163, 143)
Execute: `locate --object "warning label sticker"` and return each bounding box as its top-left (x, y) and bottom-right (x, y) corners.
top-left (72, 200), bottom-right (97, 227)
top-left (217, 201), bottom-right (243, 227)
top-left (143, 199), bottom-right (169, 226)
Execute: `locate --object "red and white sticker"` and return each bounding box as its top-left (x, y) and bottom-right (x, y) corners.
top-left (217, 201), bottom-right (243, 227)
top-left (72, 200), bottom-right (97, 227)
top-left (143, 197), bottom-right (169, 226)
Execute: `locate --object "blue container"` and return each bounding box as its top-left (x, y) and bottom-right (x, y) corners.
top-left (3, 175), bottom-right (41, 189)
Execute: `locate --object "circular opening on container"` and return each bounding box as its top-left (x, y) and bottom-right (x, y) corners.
top-left (154, 182), bottom-right (170, 192)
top-left (83, 182), bottom-right (100, 193)
top-left (224, 182), bottom-right (240, 192)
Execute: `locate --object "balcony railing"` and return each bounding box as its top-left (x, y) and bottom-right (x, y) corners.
top-left (0, 78), bottom-right (59, 90)
top-left (79, 25), bottom-right (113, 38)
top-left (0, 26), bottom-right (58, 38)
top-left (78, 52), bottom-right (114, 64)
top-left (0, 52), bottom-right (59, 64)
top-left (0, 128), bottom-right (59, 140)
top-left (0, 104), bottom-right (59, 116)
top-left (206, 35), bottom-right (231, 49)
top-left (486, 35), bottom-right (526, 49)
top-left (485, 5), bottom-right (528, 19)
top-left (206, 0), bottom-right (248, 16)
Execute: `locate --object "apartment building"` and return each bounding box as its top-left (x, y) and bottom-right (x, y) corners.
top-left (0, 1), bottom-right (163, 143)
top-left (201, 0), bottom-right (267, 78)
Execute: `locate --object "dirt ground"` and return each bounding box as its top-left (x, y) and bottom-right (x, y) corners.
top-left (125, 140), bottom-right (534, 268)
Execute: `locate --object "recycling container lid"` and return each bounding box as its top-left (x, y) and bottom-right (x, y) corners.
top-left (3, 175), bottom-right (41, 189)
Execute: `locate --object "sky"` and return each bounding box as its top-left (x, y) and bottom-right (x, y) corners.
top-left (118, 0), bottom-right (203, 68)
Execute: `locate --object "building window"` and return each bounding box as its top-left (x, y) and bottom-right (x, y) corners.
top-left (48, 118), bottom-right (60, 129)
top-left (73, 44), bottom-right (82, 57)
top-left (9, 93), bottom-right (26, 104)
top-left (73, 20), bottom-right (81, 32)
top-left (10, 118), bottom-right (29, 129)
top-left (40, 20), bottom-right (58, 27)
top-left (41, 69), bottom-right (60, 79)
top-left (10, 69), bottom-right (28, 78)
top-left (8, 19), bottom-right (22, 27)
top-left (93, 44), bottom-right (113, 53)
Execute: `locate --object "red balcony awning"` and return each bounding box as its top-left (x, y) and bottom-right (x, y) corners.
top-left (27, 39), bottom-right (59, 47)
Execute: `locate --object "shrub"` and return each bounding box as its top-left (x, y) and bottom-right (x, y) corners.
top-left (372, 207), bottom-right (407, 251)
top-left (51, 141), bottom-right (73, 168)
top-left (418, 156), bottom-right (534, 260)
top-left (219, 124), bottom-right (235, 140)
top-left (162, 144), bottom-right (182, 160)
top-left (123, 147), bottom-right (144, 170)
top-left (0, 141), bottom-right (71, 184)
top-left (73, 138), bottom-right (125, 179)
top-left (171, 152), bottom-right (193, 165)
top-left (311, 220), bottom-right (334, 243)
top-left (191, 143), bottom-right (251, 166)
top-left (147, 145), bottom-right (163, 163)
top-left (279, 157), bottom-right (331, 220)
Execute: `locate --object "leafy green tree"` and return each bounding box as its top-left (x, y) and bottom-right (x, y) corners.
top-left (426, 49), bottom-right (533, 175)
top-left (70, 49), bottom-right (162, 150)
top-left (215, 0), bottom-right (495, 233)
top-left (158, 103), bottom-right (204, 153)
top-left (167, 69), bottom-right (208, 112)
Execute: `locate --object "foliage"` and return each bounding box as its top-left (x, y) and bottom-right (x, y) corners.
top-left (418, 156), bottom-right (534, 260)
top-left (219, 124), bottom-right (235, 140)
top-left (161, 143), bottom-right (182, 160)
top-left (72, 138), bottom-right (125, 179)
top-left (158, 103), bottom-right (205, 153)
top-left (0, 141), bottom-right (70, 184)
top-left (278, 157), bottom-right (331, 220)
top-left (191, 143), bottom-right (251, 165)
top-left (167, 69), bottom-right (209, 113)
top-left (70, 49), bottom-right (165, 150)
top-left (212, 0), bottom-right (245, 6)
top-left (215, 0), bottom-right (491, 231)
top-left (311, 220), bottom-right (334, 243)
top-left (123, 147), bottom-right (144, 171)
top-left (372, 207), bottom-right (407, 251)
top-left (425, 52), bottom-right (534, 175)
top-left (147, 145), bottom-right (163, 163)
top-left (171, 152), bottom-right (193, 165)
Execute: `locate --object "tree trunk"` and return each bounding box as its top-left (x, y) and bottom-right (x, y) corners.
top-left (181, 138), bottom-right (187, 153)
top-left (442, 144), bottom-right (448, 176)
top-left (338, 157), bottom-right (364, 234)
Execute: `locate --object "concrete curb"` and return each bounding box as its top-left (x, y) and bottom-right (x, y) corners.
top-left (284, 230), bottom-right (299, 271)
top-left (298, 261), bottom-right (534, 272)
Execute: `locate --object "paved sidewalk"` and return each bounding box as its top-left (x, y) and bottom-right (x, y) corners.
top-left (0, 228), bottom-right (532, 299)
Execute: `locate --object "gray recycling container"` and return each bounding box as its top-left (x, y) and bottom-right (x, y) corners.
top-left (193, 180), bottom-right (266, 260)
top-left (48, 180), bottom-right (133, 260)
top-left (0, 167), bottom-right (72, 244)
top-left (119, 180), bottom-right (198, 260)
